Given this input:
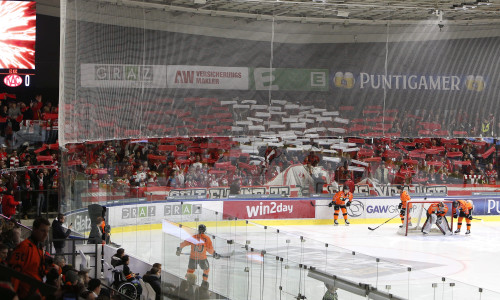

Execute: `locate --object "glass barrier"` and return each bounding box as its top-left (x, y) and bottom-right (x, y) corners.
top-left (62, 194), bottom-right (500, 299)
top-left (155, 204), bottom-right (500, 300)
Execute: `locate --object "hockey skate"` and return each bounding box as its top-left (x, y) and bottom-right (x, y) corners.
top-left (465, 230), bottom-right (471, 235)
top-left (454, 229), bottom-right (461, 234)
top-left (334, 220), bottom-right (339, 226)
top-left (345, 220), bottom-right (350, 226)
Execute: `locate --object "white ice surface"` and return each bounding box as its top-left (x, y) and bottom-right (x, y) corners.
top-left (112, 221), bottom-right (500, 300)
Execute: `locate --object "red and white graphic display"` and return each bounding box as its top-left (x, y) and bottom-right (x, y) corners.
top-left (0, 1), bottom-right (36, 69)
top-left (223, 200), bottom-right (315, 219)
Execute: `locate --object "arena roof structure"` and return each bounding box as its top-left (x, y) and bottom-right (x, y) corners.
top-left (38, 0), bottom-right (500, 25)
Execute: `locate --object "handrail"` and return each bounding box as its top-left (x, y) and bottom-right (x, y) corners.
top-left (0, 213), bottom-right (33, 232)
top-left (100, 282), bottom-right (136, 300)
top-left (308, 267), bottom-right (406, 300)
top-left (0, 263), bottom-right (57, 297)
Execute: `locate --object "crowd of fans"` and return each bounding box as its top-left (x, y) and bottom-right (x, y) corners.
top-left (0, 141), bottom-right (60, 219)
top-left (63, 95), bottom-right (499, 142)
top-left (0, 213), bottom-right (215, 300)
top-left (0, 93), bottom-right (58, 148)
top-left (0, 216), bottom-right (117, 300)
top-left (60, 136), bottom-right (499, 201)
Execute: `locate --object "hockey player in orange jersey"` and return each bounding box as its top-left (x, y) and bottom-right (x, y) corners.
top-left (329, 184), bottom-right (353, 226)
top-left (176, 224), bottom-right (220, 285)
top-left (422, 202), bottom-right (452, 235)
top-left (453, 200), bottom-right (474, 235)
top-left (398, 185), bottom-right (412, 228)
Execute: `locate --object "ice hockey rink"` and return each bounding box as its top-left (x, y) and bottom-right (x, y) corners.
top-left (111, 219), bottom-right (500, 300)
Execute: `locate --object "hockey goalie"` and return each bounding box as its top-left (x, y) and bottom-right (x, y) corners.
top-left (422, 202), bottom-right (452, 235)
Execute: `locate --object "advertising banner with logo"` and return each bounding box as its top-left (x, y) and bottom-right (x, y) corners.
top-left (250, 68), bottom-right (329, 91)
top-left (66, 209), bottom-right (93, 236)
top-left (105, 201), bottom-right (222, 227)
top-left (315, 196), bottom-right (500, 220)
top-left (223, 199), bottom-right (315, 219)
top-left (166, 65), bottom-right (249, 90)
top-left (81, 64), bottom-right (167, 88)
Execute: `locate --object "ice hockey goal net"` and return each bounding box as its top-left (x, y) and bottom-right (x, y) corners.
top-left (397, 199), bottom-right (454, 236)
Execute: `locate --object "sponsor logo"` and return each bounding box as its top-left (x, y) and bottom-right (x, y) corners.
top-left (245, 201), bottom-right (293, 218)
top-left (366, 205), bottom-right (399, 214)
top-left (333, 72), bottom-right (355, 88)
top-left (164, 203), bottom-right (202, 216)
top-left (359, 73), bottom-right (462, 91)
top-left (95, 65), bottom-right (153, 81)
top-left (311, 72), bottom-right (327, 87)
top-left (487, 199), bottom-right (500, 214)
top-left (465, 75), bottom-right (485, 91)
top-left (347, 200), bottom-right (364, 217)
top-left (173, 70), bottom-right (242, 85)
top-left (254, 68), bottom-right (329, 91)
top-left (4, 74), bottom-right (22, 87)
top-left (73, 214), bottom-right (91, 232)
top-left (167, 65), bottom-right (248, 89)
top-left (334, 72), bottom-right (486, 92)
top-left (122, 206), bottom-right (156, 219)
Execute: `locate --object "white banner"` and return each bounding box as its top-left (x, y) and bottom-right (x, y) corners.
top-left (167, 65), bottom-right (248, 90)
top-left (106, 200), bottom-right (222, 227)
top-left (80, 64), bottom-right (167, 88)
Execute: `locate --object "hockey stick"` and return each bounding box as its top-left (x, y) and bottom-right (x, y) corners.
top-left (368, 213), bottom-right (400, 231)
top-left (309, 201), bottom-right (330, 207)
top-left (179, 250), bottom-right (235, 259)
top-left (472, 217), bottom-right (484, 222)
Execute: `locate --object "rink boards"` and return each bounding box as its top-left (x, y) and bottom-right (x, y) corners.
top-left (66, 195), bottom-right (500, 233)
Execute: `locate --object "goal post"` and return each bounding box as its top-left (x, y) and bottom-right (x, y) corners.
top-left (398, 199), bottom-right (454, 236)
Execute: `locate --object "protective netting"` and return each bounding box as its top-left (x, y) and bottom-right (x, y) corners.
top-left (60, 0), bottom-right (500, 146)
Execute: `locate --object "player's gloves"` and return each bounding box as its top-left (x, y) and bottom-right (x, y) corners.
top-left (328, 202), bottom-right (333, 207)
top-left (467, 214), bottom-right (473, 220)
top-left (398, 203), bottom-right (402, 209)
top-left (213, 252), bottom-right (221, 259)
top-left (400, 208), bottom-right (406, 215)
top-left (453, 213), bottom-right (458, 219)
top-left (346, 201), bottom-right (351, 207)
top-left (176, 247), bottom-right (181, 256)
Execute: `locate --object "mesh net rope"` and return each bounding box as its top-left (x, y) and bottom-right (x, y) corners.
top-left (59, 0), bottom-right (500, 146)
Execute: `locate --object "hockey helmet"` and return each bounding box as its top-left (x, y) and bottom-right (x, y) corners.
top-left (343, 184), bottom-right (349, 191)
top-left (452, 201), bottom-right (459, 208)
top-left (467, 200), bottom-right (474, 208)
top-left (198, 224), bottom-right (206, 234)
top-left (438, 202), bottom-right (445, 208)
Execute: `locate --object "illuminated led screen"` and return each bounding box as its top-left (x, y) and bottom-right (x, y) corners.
top-left (0, 1), bottom-right (36, 69)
